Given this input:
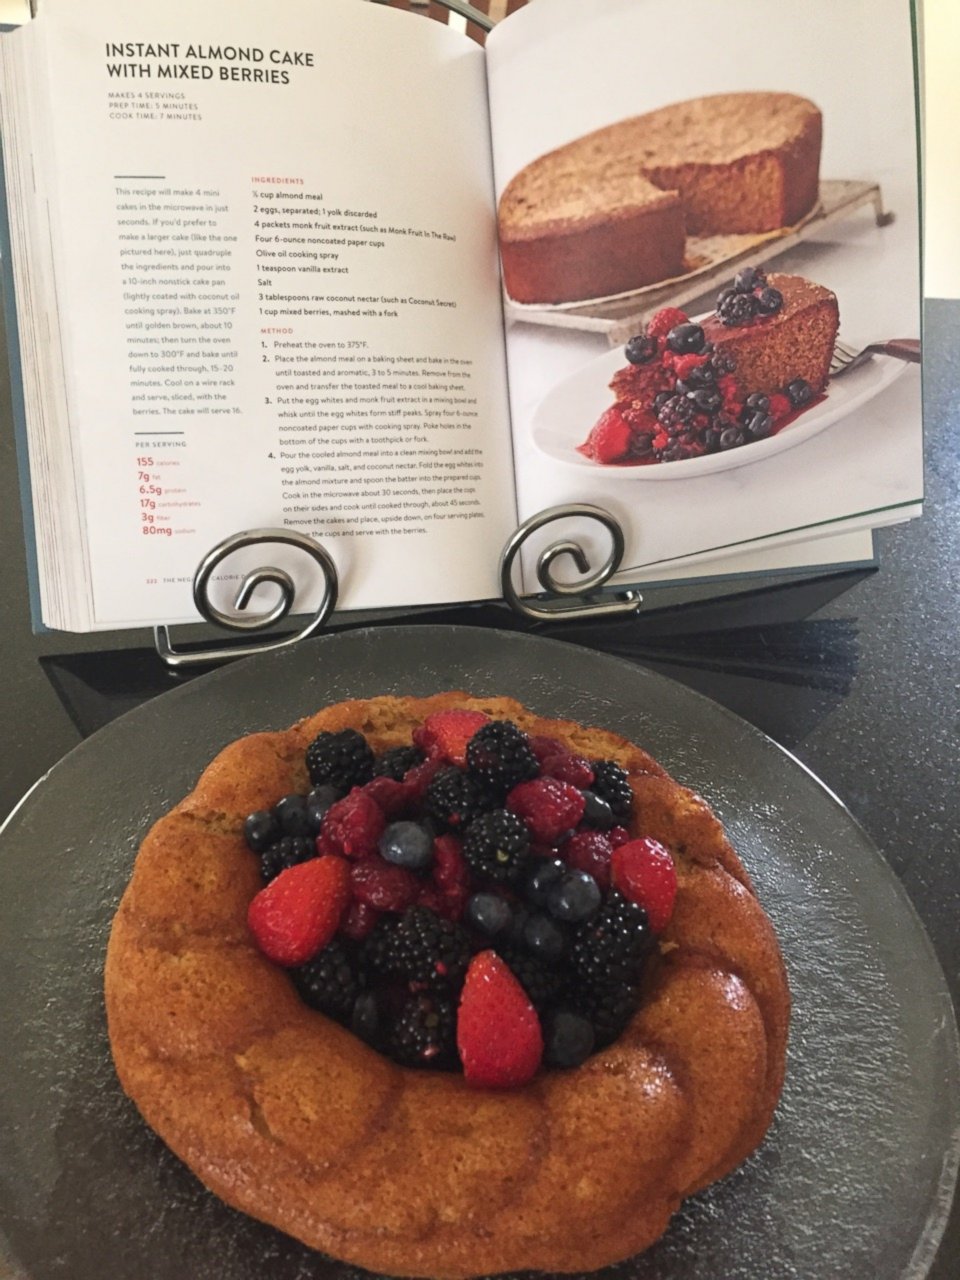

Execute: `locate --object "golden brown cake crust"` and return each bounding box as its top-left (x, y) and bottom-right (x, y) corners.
top-left (105, 693), bottom-right (790, 1278)
top-left (497, 91), bottom-right (821, 304)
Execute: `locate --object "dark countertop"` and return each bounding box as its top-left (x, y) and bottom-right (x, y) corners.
top-left (0, 299), bottom-right (957, 1276)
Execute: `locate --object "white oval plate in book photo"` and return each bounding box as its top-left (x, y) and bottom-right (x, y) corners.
top-left (530, 332), bottom-right (911, 481)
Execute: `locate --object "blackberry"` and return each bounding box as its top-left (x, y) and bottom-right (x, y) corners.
top-left (498, 947), bottom-right (564, 1013)
top-left (686, 386), bottom-right (722, 414)
top-left (292, 941), bottom-right (361, 1022)
top-left (462, 809), bottom-right (530, 883)
top-left (465, 721), bottom-right (539, 793)
top-left (373, 745), bottom-right (424, 781)
top-left (365, 905), bottom-right (472, 990)
top-left (424, 766), bottom-right (493, 831)
top-left (589, 759), bottom-right (633, 822)
top-left (389, 992), bottom-right (457, 1069)
top-left (624, 333), bottom-right (657, 365)
top-left (656, 394), bottom-right (695, 430)
top-left (572, 980), bottom-right (641, 1048)
top-left (259, 835), bottom-right (315, 883)
top-left (718, 290), bottom-right (759, 327)
top-left (652, 390), bottom-right (673, 415)
top-left (305, 728), bottom-right (375, 790)
top-left (710, 348), bottom-right (737, 376)
top-left (569, 890), bottom-right (654, 987)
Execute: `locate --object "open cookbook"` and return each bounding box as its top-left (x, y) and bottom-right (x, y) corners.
top-left (0, 0), bottom-right (922, 632)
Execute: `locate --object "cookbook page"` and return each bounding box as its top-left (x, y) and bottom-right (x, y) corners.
top-left (485, 0), bottom-right (922, 590)
top-left (16, 0), bottom-right (513, 627)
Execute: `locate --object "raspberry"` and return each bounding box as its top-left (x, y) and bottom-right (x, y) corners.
top-left (361, 775), bottom-right (409, 817)
top-left (539, 752), bottom-right (595, 788)
top-left (610, 837), bottom-right (678, 933)
top-left (528, 735), bottom-right (566, 764)
top-left (350, 854), bottom-right (419, 913)
top-left (768, 392), bottom-right (792, 421)
top-left (466, 721), bottom-right (539, 793)
top-left (462, 809), bottom-right (530, 883)
top-left (305, 728), bottom-right (374, 791)
top-left (609, 825), bottom-right (631, 848)
top-left (401, 756), bottom-right (445, 802)
top-left (431, 833), bottom-right (470, 890)
top-left (562, 829), bottom-right (614, 890)
top-left (577, 404), bottom-right (632, 464)
top-left (321, 788), bottom-right (386, 859)
top-left (646, 306), bottom-right (689, 338)
top-left (673, 352), bottom-right (709, 381)
top-left (506, 777), bottom-right (586, 845)
top-left (414, 709), bottom-right (490, 767)
top-left (247, 855), bottom-right (350, 967)
top-left (340, 898), bottom-right (380, 941)
top-left (456, 951), bottom-right (543, 1087)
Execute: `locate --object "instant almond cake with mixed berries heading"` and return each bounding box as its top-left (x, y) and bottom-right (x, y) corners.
top-left (579, 267), bottom-right (840, 466)
top-left (105, 693), bottom-right (790, 1278)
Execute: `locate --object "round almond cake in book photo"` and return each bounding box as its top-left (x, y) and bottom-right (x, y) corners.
top-left (104, 691), bottom-right (790, 1278)
top-left (497, 91), bottom-right (823, 304)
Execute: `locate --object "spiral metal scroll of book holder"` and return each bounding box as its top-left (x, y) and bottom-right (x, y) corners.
top-left (152, 506), bottom-right (643, 670)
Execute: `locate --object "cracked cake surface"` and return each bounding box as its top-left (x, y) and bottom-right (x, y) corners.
top-left (105, 692), bottom-right (790, 1278)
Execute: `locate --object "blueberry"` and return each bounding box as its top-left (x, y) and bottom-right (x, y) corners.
top-left (544, 1010), bottom-right (596, 1068)
top-left (687, 387), bottom-right (722, 414)
top-left (720, 426), bottom-right (746, 450)
top-left (745, 392), bottom-right (770, 413)
top-left (243, 809), bottom-right (281, 853)
top-left (685, 362), bottom-right (716, 389)
top-left (273, 793), bottom-right (313, 838)
top-left (786, 377), bottom-right (813, 408)
top-left (379, 820), bottom-right (433, 870)
top-left (624, 333), bottom-right (657, 365)
top-left (746, 412), bottom-right (774, 439)
top-left (666, 322), bottom-right (706, 355)
top-left (466, 892), bottom-right (513, 937)
top-left (652, 390), bottom-right (673, 414)
top-left (523, 912), bottom-right (567, 961)
top-left (734, 266), bottom-right (766, 293)
top-left (757, 286), bottom-right (783, 315)
top-left (581, 790), bottom-right (615, 829)
top-left (547, 870), bottom-right (602, 923)
top-left (524, 857), bottom-right (566, 908)
top-left (505, 905), bottom-right (530, 948)
top-left (306, 784), bottom-right (339, 834)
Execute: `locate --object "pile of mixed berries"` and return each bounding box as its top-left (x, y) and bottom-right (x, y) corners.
top-left (578, 266), bottom-right (815, 467)
top-left (242, 708), bottom-right (679, 1088)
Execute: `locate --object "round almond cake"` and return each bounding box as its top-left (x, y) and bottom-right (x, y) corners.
top-left (104, 692), bottom-right (790, 1278)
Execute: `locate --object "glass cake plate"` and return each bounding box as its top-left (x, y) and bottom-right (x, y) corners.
top-left (0, 625), bottom-right (957, 1280)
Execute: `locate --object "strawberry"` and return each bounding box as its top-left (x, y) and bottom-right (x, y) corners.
top-left (413, 709), bottom-right (490, 767)
top-left (506, 776), bottom-right (586, 844)
top-left (457, 951), bottom-right (542, 1088)
top-left (577, 404), bottom-right (634, 464)
top-left (646, 306), bottom-right (689, 338)
top-left (321, 787), bottom-right (386, 859)
top-left (247, 855), bottom-right (350, 966)
top-left (610, 837), bottom-right (677, 933)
